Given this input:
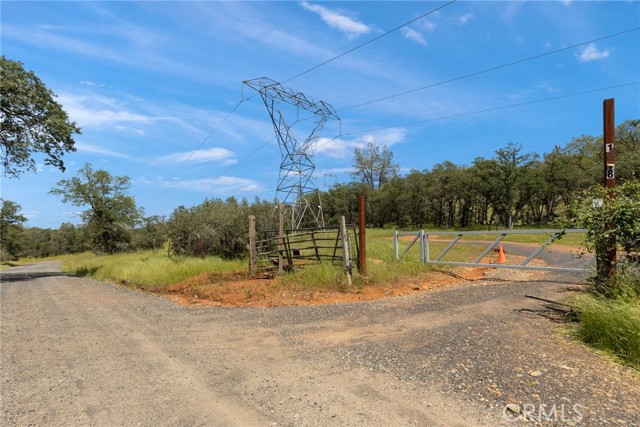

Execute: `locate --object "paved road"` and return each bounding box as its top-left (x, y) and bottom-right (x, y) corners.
top-left (1, 262), bottom-right (638, 426)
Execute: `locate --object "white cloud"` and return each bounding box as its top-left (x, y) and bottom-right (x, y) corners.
top-left (536, 81), bottom-right (560, 93)
top-left (22, 210), bottom-right (40, 221)
top-left (576, 43), bottom-right (611, 62)
top-left (58, 93), bottom-right (152, 128)
top-left (401, 27), bottom-right (427, 46)
top-left (312, 128), bottom-right (407, 158)
top-left (420, 20), bottom-right (437, 33)
top-left (75, 142), bottom-right (132, 159)
top-left (161, 176), bottom-right (263, 193)
top-left (458, 13), bottom-right (475, 26)
top-left (301, 2), bottom-right (372, 37)
top-left (559, 0), bottom-right (572, 6)
top-left (153, 148), bottom-right (237, 165)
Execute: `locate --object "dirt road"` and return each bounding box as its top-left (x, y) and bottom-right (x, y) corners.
top-left (2, 262), bottom-right (639, 426)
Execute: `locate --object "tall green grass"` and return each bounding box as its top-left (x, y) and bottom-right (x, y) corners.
top-left (53, 227), bottom-right (559, 294)
top-left (573, 295), bottom-right (640, 369)
top-left (58, 251), bottom-right (246, 289)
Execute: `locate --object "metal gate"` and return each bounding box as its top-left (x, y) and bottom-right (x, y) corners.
top-left (393, 229), bottom-right (590, 273)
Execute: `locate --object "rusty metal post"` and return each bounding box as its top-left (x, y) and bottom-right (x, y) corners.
top-left (249, 215), bottom-right (258, 277)
top-left (358, 195), bottom-right (367, 276)
top-left (603, 98), bottom-right (616, 279)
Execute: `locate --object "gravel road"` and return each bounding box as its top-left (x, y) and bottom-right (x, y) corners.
top-left (1, 261), bottom-right (639, 427)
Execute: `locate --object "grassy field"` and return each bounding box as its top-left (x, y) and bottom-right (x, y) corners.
top-left (47, 227), bottom-right (552, 294)
top-left (57, 251), bottom-right (247, 290)
top-left (53, 232), bottom-right (450, 293)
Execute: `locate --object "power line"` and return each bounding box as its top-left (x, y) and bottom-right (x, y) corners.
top-left (317, 81), bottom-right (640, 149)
top-left (177, 1), bottom-right (456, 174)
top-left (282, 0), bottom-right (457, 84)
top-left (338, 27), bottom-right (640, 111)
top-left (203, 81), bottom-right (639, 176)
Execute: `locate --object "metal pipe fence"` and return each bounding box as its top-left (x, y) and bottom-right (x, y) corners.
top-left (394, 229), bottom-right (590, 273)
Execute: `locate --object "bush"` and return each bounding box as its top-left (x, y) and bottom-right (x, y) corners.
top-left (573, 180), bottom-right (640, 294)
top-left (167, 197), bottom-right (277, 259)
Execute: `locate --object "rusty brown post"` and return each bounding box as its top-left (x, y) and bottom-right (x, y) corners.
top-left (358, 195), bottom-right (367, 276)
top-left (603, 98), bottom-right (616, 279)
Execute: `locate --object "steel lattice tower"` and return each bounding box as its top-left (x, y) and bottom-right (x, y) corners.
top-left (243, 77), bottom-right (340, 230)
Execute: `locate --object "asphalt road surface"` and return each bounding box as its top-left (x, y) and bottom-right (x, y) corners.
top-left (1, 261), bottom-right (639, 427)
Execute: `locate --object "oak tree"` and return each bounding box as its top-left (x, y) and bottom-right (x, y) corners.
top-left (1, 56), bottom-right (81, 177)
top-left (50, 164), bottom-right (140, 254)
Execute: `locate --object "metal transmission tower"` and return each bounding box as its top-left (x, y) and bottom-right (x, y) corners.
top-left (243, 77), bottom-right (340, 230)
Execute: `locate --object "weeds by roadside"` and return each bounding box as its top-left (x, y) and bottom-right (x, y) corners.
top-left (58, 251), bottom-right (246, 289)
top-left (569, 263), bottom-right (640, 370)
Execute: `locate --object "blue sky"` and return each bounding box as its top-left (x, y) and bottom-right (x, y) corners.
top-left (2, 1), bottom-right (639, 228)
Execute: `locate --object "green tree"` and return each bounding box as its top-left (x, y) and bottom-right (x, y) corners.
top-left (615, 119), bottom-right (640, 181)
top-left (167, 197), bottom-right (275, 259)
top-left (473, 142), bottom-right (539, 229)
top-left (351, 141), bottom-right (399, 190)
top-left (322, 182), bottom-right (368, 226)
top-left (49, 163), bottom-right (140, 254)
top-left (132, 215), bottom-right (167, 251)
top-left (1, 56), bottom-right (81, 177)
top-left (0, 199), bottom-right (27, 260)
top-left (404, 170), bottom-right (430, 228)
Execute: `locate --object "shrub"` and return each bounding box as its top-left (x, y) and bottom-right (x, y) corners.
top-left (167, 197), bottom-right (277, 259)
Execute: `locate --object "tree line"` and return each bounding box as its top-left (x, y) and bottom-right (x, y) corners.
top-left (2, 118), bottom-right (637, 261)
top-left (325, 121), bottom-right (638, 230)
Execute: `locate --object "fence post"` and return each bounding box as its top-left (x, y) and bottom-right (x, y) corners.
top-left (419, 230), bottom-right (425, 263)
top-left (249, 215), bottom-right (258, 277)
top-left (340, 216), bottom-right (352, 286)
top-left (394, 230), bottom-right (399, 259)
top-left (424, 232), bottom-right (430, 262)
top-left (278, 204), bottom-right (284, 274)
top-left (358, 195), bottom-right (367, 276)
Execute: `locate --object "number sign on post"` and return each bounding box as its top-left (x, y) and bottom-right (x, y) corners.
top-left (604, 99), bottom-right (616, 189)
top-left (603, 98), bottom-right (616, 279)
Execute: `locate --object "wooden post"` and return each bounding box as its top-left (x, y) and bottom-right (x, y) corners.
top-left (603, 98), bottom-right (617, 280)
top-left (358, 195), bottom-right (367, 276)
top-left (249, 215), bottom-right (258, 277)
top-left (278, 204), bottom-right (284, 274)
top-left (340, 215), bottom-right (352, 286)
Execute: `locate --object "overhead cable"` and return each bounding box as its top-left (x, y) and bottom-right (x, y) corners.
top-left (338, 27), bottom-right (640, 111)
top-left (282, 0), bottom-right (457, 84)
top-left (318, 81), bottom-right (640, 148)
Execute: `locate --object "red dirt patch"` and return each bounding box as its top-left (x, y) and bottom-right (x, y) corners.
top-left (156, 268), bottom-right (493, 308)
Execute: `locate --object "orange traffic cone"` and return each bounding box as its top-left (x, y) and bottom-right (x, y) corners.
top-left (498, 244), bottom-right (506, 263)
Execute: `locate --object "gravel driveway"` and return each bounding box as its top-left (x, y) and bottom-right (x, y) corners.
top-left (1, 261), bottom-right (638, 426)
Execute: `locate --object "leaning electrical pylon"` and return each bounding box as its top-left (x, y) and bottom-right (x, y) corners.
top-left (243, 77), bottom-right (340, 230)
